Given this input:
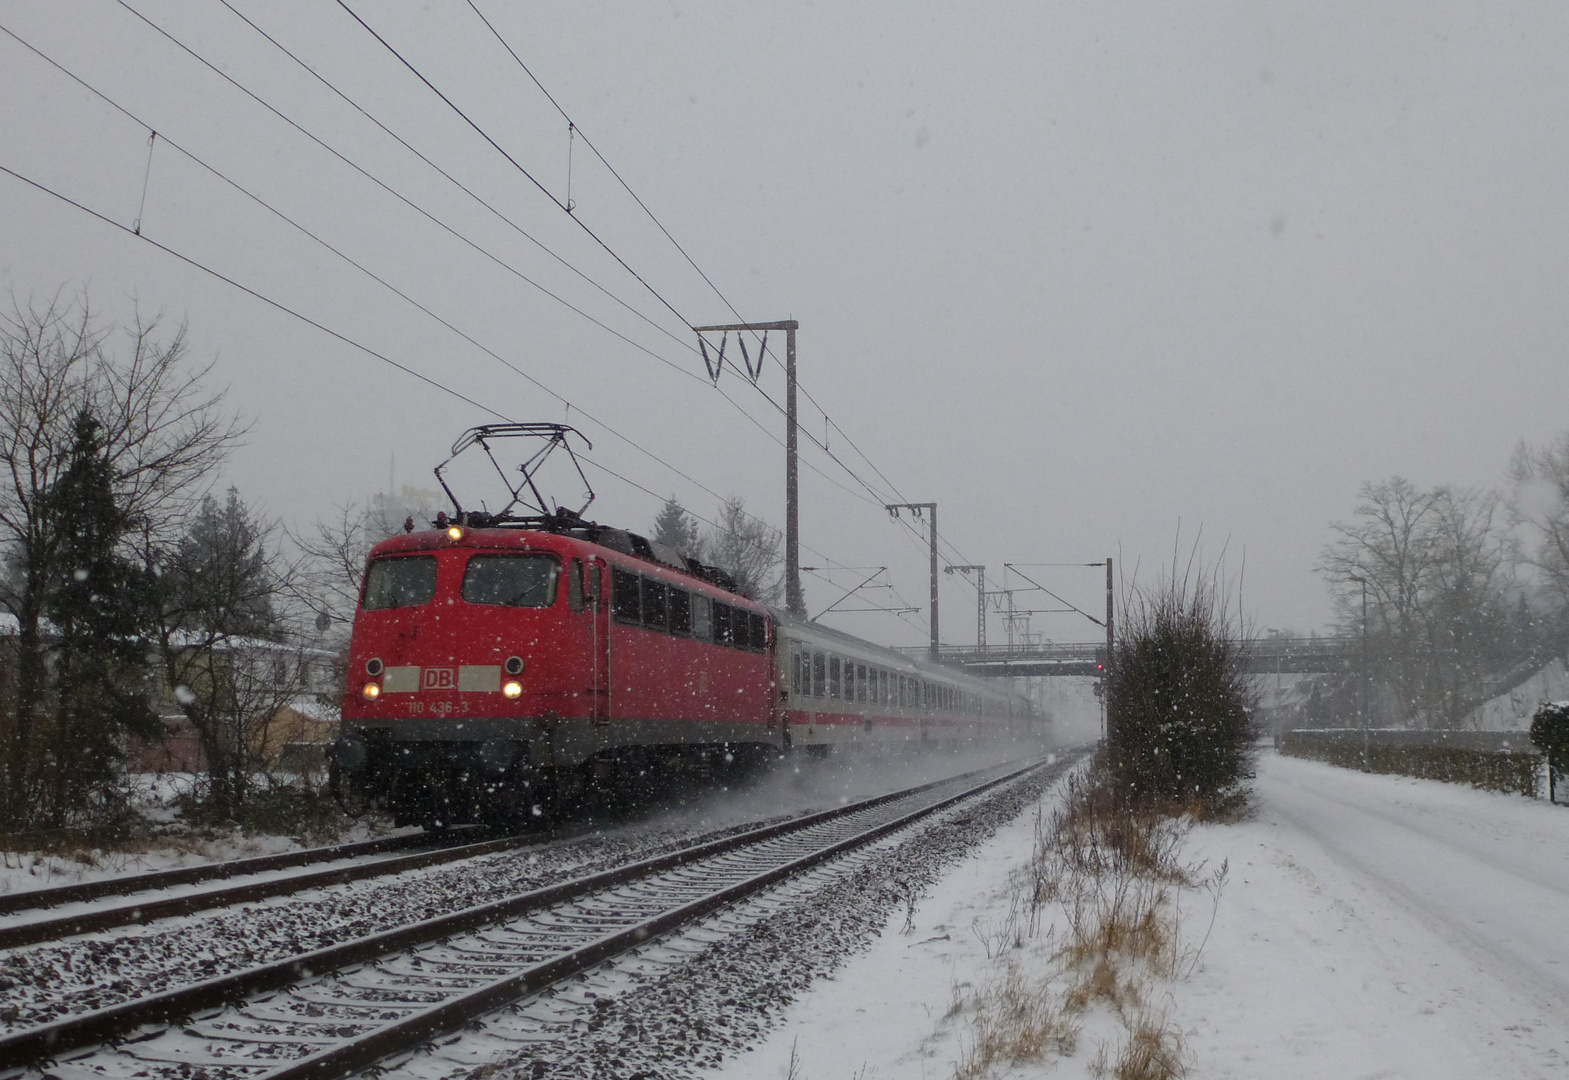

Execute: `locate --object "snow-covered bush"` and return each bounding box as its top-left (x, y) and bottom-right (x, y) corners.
top-left (1529, 701), bottom-right (1569, 761)
top-left (1106, 562), bottom-right (1257, 816)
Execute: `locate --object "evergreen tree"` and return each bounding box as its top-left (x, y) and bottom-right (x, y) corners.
top-left (39, 410), bottom-right (160, 821)
top-left (156, 487), bottom-right (290, 818)
top-left (651, 496), bottom-right (701, 556)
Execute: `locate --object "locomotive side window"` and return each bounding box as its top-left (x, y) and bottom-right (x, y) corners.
top-left (669, 587), bottom-right (692, 635)
top-left (361, 555), bottom-right (438, 610)
top-left (568, 559), bottom-right (585, 613)
top-left (732, 607), bottom-right (751, 649)
top-left (611, 567), bottom-right (642, 624)
top-left (750, 613), bottom-right (768, 651)
top-left (462, 555), bottom-right (559, 608)
top-left (586, 562), bottom-right (602, 607)
top-left (641, 578), bottom-right (669, 630)
top-left (691, 593), bottom-right (712, 639)
top-left (713, 602), bottom-right (734, 646)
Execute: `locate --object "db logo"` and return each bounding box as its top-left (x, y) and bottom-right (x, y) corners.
top-left (422, 667), bottom-right (457, 691)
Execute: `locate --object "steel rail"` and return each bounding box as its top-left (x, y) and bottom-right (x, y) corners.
top-left (0, 830), bottom-right (545, 952)
top-left (0, 831), bottom-right (451, 917)
top-left (264, 756), bottom-right (1056, 1080)
top-left (0, 755), bottom-right (1060, 1073)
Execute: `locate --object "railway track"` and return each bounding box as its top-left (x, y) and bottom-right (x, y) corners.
top-left (0, 828), bottom-right (539, 951)
top-left (0, 753), bottom-right (1066, 1080)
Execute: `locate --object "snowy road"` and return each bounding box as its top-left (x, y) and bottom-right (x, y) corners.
top-left (1264, 753), bottom-right (1569, 1009)
top-left (1182, 753), bottom-right (1569, 1079)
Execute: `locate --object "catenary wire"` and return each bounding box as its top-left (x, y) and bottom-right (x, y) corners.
top-left (332, 0), bottom-right (697, 335)
top-left (442, 8), bottom-right (972, 565)
top-left (28, 9), bottom-right (960, 627)
top-left (0, 159), bottom-right (822, 574)
top-left (110, 4), bottom-right (886, 520)
top-left (336, 1), bottom-right (928, 524)
top-left (0, 31), bottom-right (868, 581)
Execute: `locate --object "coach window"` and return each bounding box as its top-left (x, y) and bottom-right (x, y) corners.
top-left (828, 657), bottom-right (841, 700)
top-left (461, 554), bottom-right (559, 608)
top-left (362, 555), bottom-right (437, 610)
top-left (856, 664), bottom-right (867, 703)
top-left (669, 587), bottom-right (692, 635)
top-left (568, 559), bottom-right (585, 613)
top-left (812, 651), bottom-right (826, 698)
top-left (611, 567), bottom-right (642, 624)
top-left (641, 578), bottom-right (669, 631)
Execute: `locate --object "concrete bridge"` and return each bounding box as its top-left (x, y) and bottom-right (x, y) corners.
top-left (904, 635), bottom-right (1358, 678)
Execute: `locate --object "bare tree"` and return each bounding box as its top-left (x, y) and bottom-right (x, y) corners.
top-left (701, 496), bottom-right (783, 604)
top-left (0, 294), bottom-right (241, 830)
top-left (288, 487), bottom-right (442, 634)
top-left (1508, 433), bottom-right (1569, 606)
top-left (1319, 477), bottom-right (1511, 728)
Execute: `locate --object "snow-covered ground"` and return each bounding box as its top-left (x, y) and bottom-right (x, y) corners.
top-left (711, 752), bottom-right (1569, 1079)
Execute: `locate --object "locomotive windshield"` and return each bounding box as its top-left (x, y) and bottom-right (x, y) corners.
top-left (461, 554), bottom-right (559, 608)
top-left (362, 555), bottom-right (438, 610)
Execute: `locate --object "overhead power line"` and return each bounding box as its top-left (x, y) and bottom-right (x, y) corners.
top-left (110, 3), bottom-right (886, 519)
top-left (333, 0), bottom-right (697, 335)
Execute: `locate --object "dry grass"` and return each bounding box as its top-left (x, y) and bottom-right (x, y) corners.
top-left (952, 962), bottom-right (1079, 1080)
top-left (948, 759), bottom-right (1219, 1080)
top-left (1091, 1007), bottom-right (1189, 1080)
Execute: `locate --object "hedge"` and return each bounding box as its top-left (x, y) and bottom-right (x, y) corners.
top-left (1278, 729), bottom-right (1541, 798)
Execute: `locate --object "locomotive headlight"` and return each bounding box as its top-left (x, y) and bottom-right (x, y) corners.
top-left (502, 680), bottom-right (523, 700)
top-left (361, 681), bottom-right (381, 701)
top-left (446, 525), bottom-right (464, 541)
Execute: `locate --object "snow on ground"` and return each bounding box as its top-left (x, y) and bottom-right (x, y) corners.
top-left (708, 752), bottom-right (1569, 1079)
top-left (0, 775), bottom-right (407, 897)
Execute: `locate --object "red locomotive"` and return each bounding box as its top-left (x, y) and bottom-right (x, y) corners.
top-left (332, 426), bottom-right (1039, 826)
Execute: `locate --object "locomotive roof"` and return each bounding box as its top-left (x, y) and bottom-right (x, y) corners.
top-left (366, 525), bottom-right (760, 606)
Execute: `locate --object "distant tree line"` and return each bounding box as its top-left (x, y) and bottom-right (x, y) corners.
top-left (1317, 435), bottom-right (1569, 730)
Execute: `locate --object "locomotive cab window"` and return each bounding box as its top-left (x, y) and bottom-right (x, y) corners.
top-left (568, 559), bottom-right (585, 613)
top-left (461, 554), bottom-right (559, 608)
top-left (362, 555), bottom-right (438, 610)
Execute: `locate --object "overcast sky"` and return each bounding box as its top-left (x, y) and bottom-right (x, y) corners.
top-left (3, 0), bottom-right (1568, 648)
